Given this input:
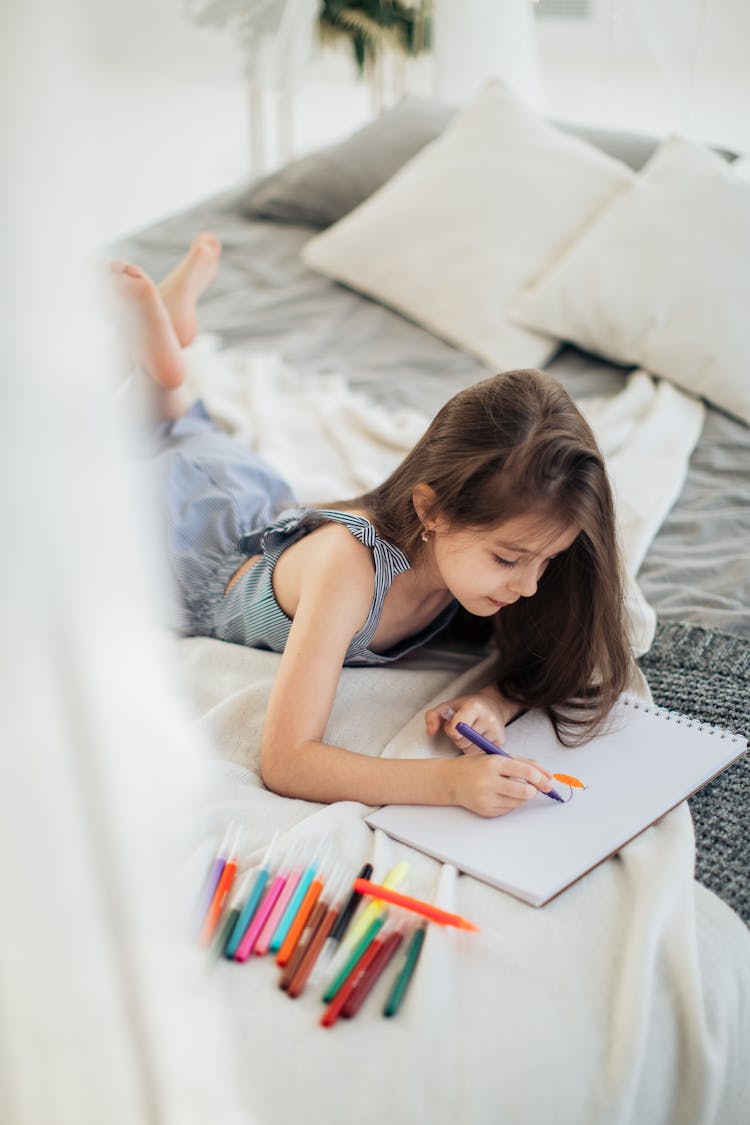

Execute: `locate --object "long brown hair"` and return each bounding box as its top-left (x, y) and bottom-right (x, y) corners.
top-left (338, 368), bottom-right (633, 744)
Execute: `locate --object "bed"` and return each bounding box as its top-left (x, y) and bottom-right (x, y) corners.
top-left (115, 84), bottom-right (750, 1125)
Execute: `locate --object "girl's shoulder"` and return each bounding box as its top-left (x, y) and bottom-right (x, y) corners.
top-left (306, 508), bottom-right (411, 577)
top-left (299, 516), bottom-right (376, 569)
top-left (270, 509), bottom-right (378, 589)
top-left (275, 514), bottom-right (377, 629)
top-left (254, 505), bottom-right (410, 594)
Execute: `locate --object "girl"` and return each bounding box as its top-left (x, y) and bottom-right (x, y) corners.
top-left (112, 238), bottom-right (632, 820)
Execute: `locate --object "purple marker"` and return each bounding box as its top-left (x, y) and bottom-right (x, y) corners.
top-left (455, 721), bottom-right (565, 803)
top-left (197, 822), bottom-right (237, 932)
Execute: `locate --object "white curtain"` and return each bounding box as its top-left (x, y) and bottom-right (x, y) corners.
top-left (0, 5), bottom-right (248, 1123)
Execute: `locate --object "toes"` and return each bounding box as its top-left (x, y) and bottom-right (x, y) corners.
top-left (110, 259), bottom-right (148, 282)
top-left (194, 232), bottom-right (221, 256)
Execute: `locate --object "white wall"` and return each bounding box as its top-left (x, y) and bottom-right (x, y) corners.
top-left (69, 0), bottom-right (248, 245)
top-left (67, 0), bottom-right (375, 247)
top-left (535, 0), bottom-right (750, 149)
top-left (62, 0), bottom-right (750, 247)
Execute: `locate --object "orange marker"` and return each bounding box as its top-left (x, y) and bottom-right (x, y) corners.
top-left (352, 878), bottom-right (479, 932)
top-left (200, 824), bottom-right (242, 947)
top-left (276, 874), bottom-right (324, 966)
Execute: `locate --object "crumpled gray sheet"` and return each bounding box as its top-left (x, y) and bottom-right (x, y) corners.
top-left (114, 187), bottom-right (750, 638)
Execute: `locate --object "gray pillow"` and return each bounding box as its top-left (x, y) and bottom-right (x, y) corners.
top-left (553, 120), bottom-right (736, 170)
top-left (239, 96), bottom-right (454, 228)
top-left (552, 120), bottom-right (660, 171)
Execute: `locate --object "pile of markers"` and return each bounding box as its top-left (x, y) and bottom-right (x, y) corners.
top-left (198, 822), bottom-right (479, 1027)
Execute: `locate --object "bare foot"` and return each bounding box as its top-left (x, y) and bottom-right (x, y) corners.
top-left (158, 232), bottom-right (221, 348)
top-left (110, 260), bottom-right (185, 391)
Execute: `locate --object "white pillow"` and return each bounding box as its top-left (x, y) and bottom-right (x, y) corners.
top-left (301, 81), bottom-right (633, 372)
top-left (512, 138), bottom-right (750, 424)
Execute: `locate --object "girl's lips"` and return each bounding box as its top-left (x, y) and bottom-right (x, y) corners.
top-left (488, 597), bottom-right (509, 608)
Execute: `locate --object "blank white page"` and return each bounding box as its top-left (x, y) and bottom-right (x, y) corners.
top-left (366, 696), bottom-right (746, 906)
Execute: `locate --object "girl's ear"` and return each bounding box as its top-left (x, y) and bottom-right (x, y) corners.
top-left (412, 482), bottom-right (440, 525)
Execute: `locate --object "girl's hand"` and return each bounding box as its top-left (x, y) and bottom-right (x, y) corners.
top-left (425, 692), bottom-right (509, 754)
top-left (448, 752), bottom-right (552, 818)
top-left (426, 691), bottom-right (555, 815)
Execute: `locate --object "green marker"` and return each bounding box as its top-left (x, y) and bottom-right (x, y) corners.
top-left (322, 914), bottom-right (385, 1003)
top-left (383, 924), bottom-right (426, 1017)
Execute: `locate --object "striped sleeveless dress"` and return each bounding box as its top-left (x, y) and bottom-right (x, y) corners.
top-left (153, 401), bottom-right (457, 666)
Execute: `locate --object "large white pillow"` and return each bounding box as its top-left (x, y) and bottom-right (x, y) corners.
top-left (301, 81), bottom-right (633, 372)
top-left (512, 138), bottom-right (750, 424)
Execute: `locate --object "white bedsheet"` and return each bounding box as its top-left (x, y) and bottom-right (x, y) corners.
top-left (172, 341), bottom-right (750, 1124)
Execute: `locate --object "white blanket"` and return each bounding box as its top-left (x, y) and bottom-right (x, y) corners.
top-left (180, 642), bottom-right (750, 1125)
top-left (174, 341), bottom-right (750, 1124)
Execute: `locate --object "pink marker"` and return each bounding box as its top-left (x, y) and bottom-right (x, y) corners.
top-left (234, 869), bottom-right (287, 962)
top-left (253, 842), bottom-right (305, 956)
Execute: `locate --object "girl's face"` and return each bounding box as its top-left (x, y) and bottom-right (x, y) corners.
top-left (429, 512), bottom-right (580, 616)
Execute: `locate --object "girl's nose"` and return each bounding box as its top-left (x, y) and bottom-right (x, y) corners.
top-left (508, 565), bottom-right (539, 599)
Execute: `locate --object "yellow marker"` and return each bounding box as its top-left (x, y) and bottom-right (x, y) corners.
top-left (338, 860), bottom-right (409, 954)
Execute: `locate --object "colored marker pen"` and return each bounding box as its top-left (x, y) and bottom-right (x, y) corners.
top-left (216, 867), bottom-right (255, 957)
top-left (196, 822), bottom-right (236, 934)
top-left (234, 835), bottom-right (289, 962)
top-left (320, 919), bottom-right (390, 1028)
top-left (284, 868), bottom-right (353, 994)
top-left (276, 856), bottom-right (332, 967)
top-left (304, 867), bottom-right (365, 993)
top-left (383, 923), bottom-right (427, 1017)
top-left (322, 913), bottom-right (386, 1005)
top-left (253, 840), bottom-right (305, 956)
top-left (200, 824), bottom-right (243, 946)
top-left (224, 830), bottom-right (280, 960)
top-left (455, 721), bottom-right (565, 803)
top-left (329, 861), bottom-right (373, 945)
top-left (342, 925), bottom-right (406, 1019)
top-left (269, 840), bottom-right (328, 953)
top-left (338, 859), bottom-right (409, 955)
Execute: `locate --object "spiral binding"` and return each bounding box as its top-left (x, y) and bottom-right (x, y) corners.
top-left (620, 694), bottom-right (743, 743)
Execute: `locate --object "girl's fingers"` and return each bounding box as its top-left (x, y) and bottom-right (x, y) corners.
top-left (449, 717), bottom-right (504, 753)
top-left (497, 776), bottom-right (537, 801)
top-left (447, 703), bottom-right (496, 735)
top-left (488, 756), bottom-right (551, 793)
top-left (477, 792), bottom-right (530, 817)
top-left (426, 698), bottom-right (510, 763)
top-left (453, 729), bottom-right (483, 753)
top-left (424, 701), bottom-right (454, 734)
top-left (518, 756), bottom-right (554, 781)
top-left (424, 711), bottom-right (440, 736)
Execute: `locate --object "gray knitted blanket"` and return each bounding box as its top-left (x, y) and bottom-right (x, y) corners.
top-left (639, 622), bottom-right (749, 927)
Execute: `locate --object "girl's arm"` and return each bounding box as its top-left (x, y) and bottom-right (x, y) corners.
top-left (260, 530), bottom-right (551, 816)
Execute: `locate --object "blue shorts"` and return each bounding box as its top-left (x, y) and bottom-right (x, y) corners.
top-left (150, 401), bottom-right (295, 636)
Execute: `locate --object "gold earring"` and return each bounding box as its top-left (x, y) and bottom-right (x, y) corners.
top-left (421, 526), bottom-right (433, 542)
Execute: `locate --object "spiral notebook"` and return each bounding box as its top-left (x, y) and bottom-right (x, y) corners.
top-left (366, 696), bottom-right (746, 907)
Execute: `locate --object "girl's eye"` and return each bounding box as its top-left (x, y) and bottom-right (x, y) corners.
top-left (493, 555), bottom-right (517, 568)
